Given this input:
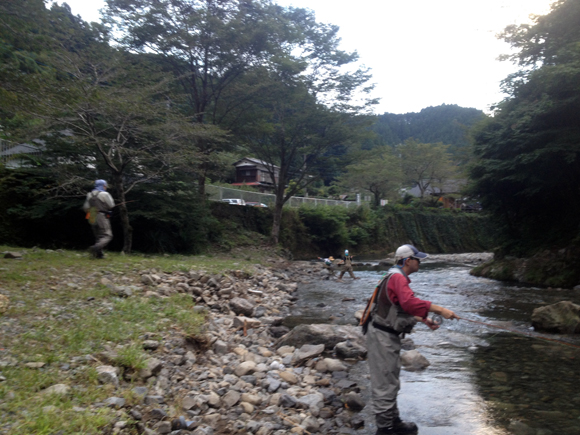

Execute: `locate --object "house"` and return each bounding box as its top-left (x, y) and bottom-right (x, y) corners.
top-left (231, 157), bottom-right (280, 192)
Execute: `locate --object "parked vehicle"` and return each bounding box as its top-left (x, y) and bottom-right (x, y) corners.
top-left (221, 198), bottom-right (246, 205)
top-left (246, 202), bottom-right (268, 208)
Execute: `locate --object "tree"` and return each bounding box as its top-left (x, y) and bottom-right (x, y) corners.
top-left (364, 105), bottom-right (485, 165)
top-left (21, 44), bottom-right (218, 253)
top-left (469, 0), bottom-right (580, 253)
top-left (242, 74), bottom-right (374, 244)
top-left (336, 146), bottom-right (402, 207)
top-left (0, 1), bottom-right (107, 141)
top-left (102, 0), bottom-right (282, 193)
top-left (398, 139), bottom-right (455, 199)
top-left (104, 0), bottom-right (376, 195)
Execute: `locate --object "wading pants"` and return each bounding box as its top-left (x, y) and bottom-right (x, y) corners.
top-left (366, 322), bottom-right (402, 428)
top-left (338, 265), bottom-right (356, 279)
top-left (90, 213), bottom-right (113, 256)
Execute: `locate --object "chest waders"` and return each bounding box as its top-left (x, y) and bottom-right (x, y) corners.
top-left (361, 267), bottom-right (419, 431)
top-left (87, 191), bottom-right (113, 257)
top-left (360, 267), bottom-right (417, 336)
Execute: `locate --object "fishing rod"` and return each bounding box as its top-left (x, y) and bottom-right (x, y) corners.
top-left (431, 314), bottom-right (580, 350)
top-left (113, 200), bottom-right (137, 208)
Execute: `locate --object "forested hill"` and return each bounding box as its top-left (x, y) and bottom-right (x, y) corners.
top-left (368, 104), bottom-right (486, 149)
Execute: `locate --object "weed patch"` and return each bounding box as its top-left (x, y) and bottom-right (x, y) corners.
top-left (0, 245), bottom-right (264, 434)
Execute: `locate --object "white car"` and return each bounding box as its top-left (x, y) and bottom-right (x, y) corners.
top-left (221, 198), bottom-right (246, 205)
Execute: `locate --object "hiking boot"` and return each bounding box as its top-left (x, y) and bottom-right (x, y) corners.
top-left (375, 427), bottom-right (397, 435)
top-left (375, 419), bottom-right (418, 435)
top-left (393, 417), bottom-right (418, 433)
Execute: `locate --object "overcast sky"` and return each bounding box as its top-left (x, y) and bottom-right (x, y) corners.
top-left (53, 0), bottom-right (554, 114)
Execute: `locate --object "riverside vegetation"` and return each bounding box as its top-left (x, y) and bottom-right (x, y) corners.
top-left (0, 245), bottom-right (372, 435)
top-left (0, 167), bottom-right (494, 259)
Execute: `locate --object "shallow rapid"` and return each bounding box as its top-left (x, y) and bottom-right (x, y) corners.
top-left (286, 257), bottom-right (580, 435)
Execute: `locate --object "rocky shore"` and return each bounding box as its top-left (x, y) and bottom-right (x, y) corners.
top-left (3, 251), bottom-right (488, 435)
top-left (1, 257), bottom-right (378, 435)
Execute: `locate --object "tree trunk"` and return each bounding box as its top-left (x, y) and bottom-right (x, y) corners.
top-left (198, 174), bottom-right (206, 196)
top-left (270, 186), bottom-right (285, 245)
top-left (373, 191), bottom-right (381, 208)
top-left (112, 172), bottom-right (133, 254)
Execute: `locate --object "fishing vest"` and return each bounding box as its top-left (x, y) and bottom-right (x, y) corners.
top-left (360, 267), bottom-right (418, 334)
top-left (88, 191), bottom-right (111, 213)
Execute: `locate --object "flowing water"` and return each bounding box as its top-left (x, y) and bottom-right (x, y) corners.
top-left (285, 258), bottom-right (580, 435)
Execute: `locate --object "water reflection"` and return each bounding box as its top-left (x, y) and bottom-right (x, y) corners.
top-left (288, 260), bottom-right (580, 435)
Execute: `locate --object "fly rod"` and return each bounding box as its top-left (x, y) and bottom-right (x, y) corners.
top-left (431, 314), bottom-right (580, 350)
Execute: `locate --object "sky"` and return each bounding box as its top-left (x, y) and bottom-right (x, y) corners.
top-left (52, 0), bottom-right (554, 114)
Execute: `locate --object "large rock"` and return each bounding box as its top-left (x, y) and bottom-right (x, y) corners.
top-left (334, 340), bottom-right (367, 359)
top-left (531, 301), bottom-right (580, 334)
top-left (276, 324), bottom-right (365, 350)
top-left (229, 297), bottom-right (255, 317)
top-left (401, 350), bottom-right (430, 371)
top-left (292, 344), bottom-right (325, 364)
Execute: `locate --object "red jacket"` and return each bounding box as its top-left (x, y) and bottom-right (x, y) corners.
top-left (386, 272), bottom-right (431, 319)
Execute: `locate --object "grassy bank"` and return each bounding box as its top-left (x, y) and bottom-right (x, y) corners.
top-left (0, 246), bottom-right (276, 434)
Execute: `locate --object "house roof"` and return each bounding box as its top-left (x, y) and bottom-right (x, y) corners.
top-left (233, 157), bottom-right (280, 170)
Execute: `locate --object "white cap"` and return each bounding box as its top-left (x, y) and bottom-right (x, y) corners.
top-left (394, 244), bottom-right (428, 261)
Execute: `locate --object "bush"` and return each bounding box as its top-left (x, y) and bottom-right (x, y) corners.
top-left (298, 206), bottom-right (350, 253)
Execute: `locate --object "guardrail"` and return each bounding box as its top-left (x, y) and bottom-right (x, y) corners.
top-left (206, 184), bottom-right (363, 208)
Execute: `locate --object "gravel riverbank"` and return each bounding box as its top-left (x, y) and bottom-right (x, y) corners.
top-left (0, 253), bottom-right (371, 435)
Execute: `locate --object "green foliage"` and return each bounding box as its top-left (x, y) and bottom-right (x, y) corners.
top-left (0, 168), bottom-right (221, 253)
top-left (114, 344), bottom-right (148, 371)
top-left (277, 204), bottom-right (493, 258)
top-left (127, 180), bottom-right (221, 254)
top-left (366, 104), bottom-right (485, 165)
top-left (398, 138), bottom-right (457, 198)
top-left (0, 167), bottom-right (91, 248)
top-left (0, 0), bottom-right (104, 141)
top-left (469, 0), bottom-right (580, 255)
top-left (335, 146), bottom-right (402, 207)
top-left (298, 206), bottom-right (350, 253)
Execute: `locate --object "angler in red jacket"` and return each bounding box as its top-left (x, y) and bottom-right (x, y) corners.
top-left (360, 244), bottom-right (460, 435)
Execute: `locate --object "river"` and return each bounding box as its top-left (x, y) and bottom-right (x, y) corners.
top-left (284, 256), bottom-right (580, 435)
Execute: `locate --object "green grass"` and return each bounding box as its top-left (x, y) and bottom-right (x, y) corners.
top-left (0, 245), bottom-right (271, 434)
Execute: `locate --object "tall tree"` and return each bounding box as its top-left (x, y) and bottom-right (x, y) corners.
top-left (242, 72), bottom-right (374, 244)
top-left (336, 146), bottom-right (402, 207)
top-left (18, 42), bottom-right (217, 253)
top-left (103, 0), bottom-right (279, 193)
top-left (104, 0), bottom-right (375, 194)
top-left (470, 0), bottom-right (580, 253)
top-left (398, 139), bottom-right (455, 199)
